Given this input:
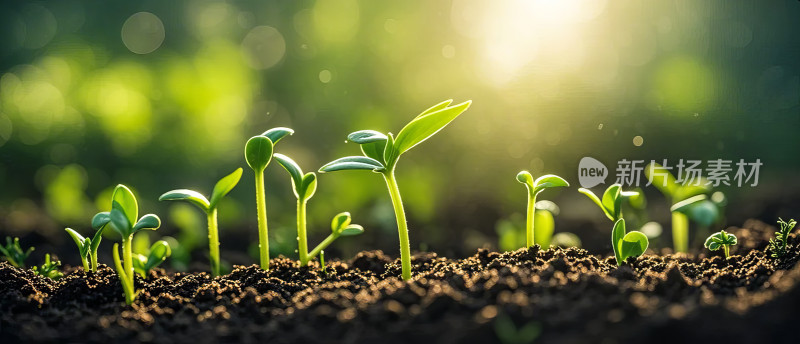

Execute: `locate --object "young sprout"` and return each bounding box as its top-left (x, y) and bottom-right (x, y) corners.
top-left (645, 162), bottom-right (712, 253)
top-left (669, 194), bottom-right (722, 248)
top-left (132, 240), bottom-right (171, 277)
top-left (33, 254), bottom-right (63, 280)
top-left (319, 250), bottom-right (327, 275)
top-left (515, 172), bottom-right (569, 248)
top-left (93, 184), bottom-right (161, 305)
top-left (319, 99), bottom-right (471, 280)
top-left (704, 230), bottom-right (737, 258)
top-left (579, 184), bottom-right (648, 266)
top-left (307, 212), bottom-right (364, 263)
top-left (159, 168), bottom-right (243, 276)
top-left (0, 237), bottom-right (34, 268)
top-left (65, 227), bottom-right (105, 272)
top-left (768, 218), bottom-right (797, 258)
top-left (244, 127), bottom-right (294, 270)
top-left (273, 153), bottom-right (365, 266)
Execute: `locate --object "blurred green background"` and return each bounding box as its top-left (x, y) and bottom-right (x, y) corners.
top-left (0, 0), bottom-right (798, 268)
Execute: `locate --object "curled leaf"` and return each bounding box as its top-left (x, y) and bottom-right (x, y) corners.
top-left (319, 156), bottom-right (385, 173)
top-left (159, 189), bottom-right (210, 212)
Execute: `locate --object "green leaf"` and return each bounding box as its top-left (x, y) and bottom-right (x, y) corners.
top-left (611, 218), bottom-right (625, 264)
top-left (533, 209), bottom-right (554, 247)
top-left (159, 189), bottom-right (211, 212)
top-left (619, 231), bottom-right (649, 261)
top-left (393, 100), bottom-right (471, 155)
top-left (65, 228), bottom-right (89, 257)
top-left (670, 194), bottom-right (707, 213)
top-left (383, 132), bottom-right (396, 167)
top-left (348, 130), bottom-right (388, 144)
top-left (245, 135), bottom-right (274, 172)
top-left (339, 224), bottom-right (364, 236)
top-left (210, 168), bottom-right (243, 209)
top-left (300, 173), bottom-right (317, 200)
top-left (262, 127), bottom-right (294, 144)
top-left (413, 99), bottom-right (453, 120)
top-left (672, 185), bottom-right (710, 203)
top-left (644, 162), bottom-right (678, 197)
top-left (705, 230), bottom-right (737, 251)
top-left (133, 214), bottom-right (161, 232)
top-left (274, 153), bottom-right (304, 192)
top-left (687, 200), bottom-right (720, 227)
top-left (602, 184), bottom-right (622, 220)
top-left (516, 171), bottom-right (534, 187)
top-left (91, 212), bottom-right (111, 230)
top-left (132, 253), bottom-right (148, 277)
top-left (319, 156), bottom-right (385, 173)
top-left (360, 139), bottom-right (388, 164)
top-left (331, 212), bottom-right (352, 232)
top-left (579, 188), bottom-right (614, 221)
top-left (113, 185), bottom-right (138, 228)
top-left (90, 225), bottom-right (105, 256)
top-left (533, 174), bottom-right (570, 194)
top-left (109, 208), bottom-right (132, 237)
top-left (144, 240), bottom-right (171, 271)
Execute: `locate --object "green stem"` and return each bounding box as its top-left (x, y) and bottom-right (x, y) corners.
top-left (297, 199), bottom-right (309, 266)
top-left (672, 211), bottom-right (689, 253)
top-left (308, 233), bottom-right (337, 261)
top-left (90, 251), bottom-right (98, 272)
top-left (383, 171), bottom-right (412, 281)
top-left (207, 208), bottom-right (220, 276)
top-left (723, 244), bottom-right (730, 258)
top-left (81, 256), bottom-right (90, 271)
top-left (255, 171), bottom-right (269, 270)
top-left (122, 238), bottom-right (134, 297)
top-left (526, 192), bottom-right (536, 247)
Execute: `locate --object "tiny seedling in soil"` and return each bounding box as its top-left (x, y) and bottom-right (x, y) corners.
top-left (273, 153), bottom-right (364, 266)
top-left (645, 162), bottom-right (714, 253)
top-left (33, 253), bottom-right (63, 280)
top-left (93, 184), bottom-right (162, 304)
top-left (669, 194), bottom-right (723, 249)
top-left (579, 184), bottom-right (648, 266)
top-left (515, 172), bottom-right (569, 248)
top-left (704, 230), bottom-right (738, 258)
top-left (319, 99), bottom-right (471, 280)
top-left (0, 236), bottom-right (33, 268)
top-left (65, 226), bottom-right (105, 272)
top-left (159, 168), bottom-right (243, 276)
top-left (133, 240), bottom-right (171, 277)
top-left (768, 218), bottom-right (796, 258)
top-left (319, 250), bottom-right (327, 274)
top-left (245, 127), bottom-right (294, 270)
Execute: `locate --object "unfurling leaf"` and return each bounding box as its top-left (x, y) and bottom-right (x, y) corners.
top-left (210, 168), bottom-right (243, 209)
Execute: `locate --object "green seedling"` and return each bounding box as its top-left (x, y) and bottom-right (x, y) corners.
top-left (319, 99), bottom-right (471, 280)
top-left (669, 194), bottom-right (723, 249)
top-left (33, 254), bottom-right (63, 280)
top-left (515, 172), bottom-right (569, 247)
top-left (320, 250), bottom-right (327, 274)
top-left (133, 240), bottom-right (171, 277)
top-left (645, 162), bottom-right (712, 253)
top-left (307, 212), bottom-right (364, 263)
top-left (65, 227), bottom-right (105, 272)
top-left (159, 168), bottom-right (242, 276)
top-left (704, 230), bottom-right (737, 258)
top-left (245, 127), bottom-right (294, 270)
top-left (579, 184), bottom-right (648, 265)
top-left (0, 237), bottom-right (33, 268)
top-left (769, 218), bottom-right (797, 258)
top-left (93, 184), bottom-right (161, 305)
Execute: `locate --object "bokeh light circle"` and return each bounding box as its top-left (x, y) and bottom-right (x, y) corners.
top-left (121, 12), bottom-right (165, 54)
top-left (241, 26), bottom-right (286, 70)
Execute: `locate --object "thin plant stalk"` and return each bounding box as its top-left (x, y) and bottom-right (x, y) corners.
top-left (672, 212), bottom-right (689, 253)
top-left (255, 172), bottom-right (269, 269)
top-left (307, 234), bottom-right (338, 260)
top-left (383, 171), bottom-right (411, 281)
top-left (297, 200), bottom-right (309, 265)
top-left (525, 191), bottom-right (535, 247)
top-left (207, 209), bottom-right (220, 276)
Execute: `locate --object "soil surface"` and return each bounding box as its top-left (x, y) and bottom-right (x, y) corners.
top-left (1, 219), bottom-right (799, 344)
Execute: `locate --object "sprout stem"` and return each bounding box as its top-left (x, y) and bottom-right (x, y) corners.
top-left (207, 208), bottom-right (220, 276)
top-left (723, 244), bottom-right (730, 258)
top-left (254, 172), bottom-right (269, 270)
top-left (526, 192), bottom-right (536, 247)
top-left (383, 171), bottom-right (412, 281)
top-left (672, 212), bottom-right (689, 253)
top-left (308, 233), bottom-right (337, 261)
top-left (90, 251), bottom-right (98, 272)
top-left (297, 200), bottom-right (309, 266)
top-left (81, 256), bottom-right (89, 271)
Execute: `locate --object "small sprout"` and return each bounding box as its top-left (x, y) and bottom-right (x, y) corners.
top-left (768, 218), bottom-right (796, 259)
top-left (65, 226), bottom-right (105, 272)
top-left (0, 237), bottom-right (34, 268)
top-left (515, 172), bottom-right (569, 248)
top-left (319, 100), bottom-right (471, 280)
top-left (579, 184), bottom-right (648, 265)
top-left (245, 127), bottom-right (294, 270)
top-left (306, 212), bottom-right (364, 264)
top-left (33, 254), bottom-right (63, 280)
top-left (133, 240), bottom-right (171, 277)
top-left (102, 184), bottom-right (162, 305)
top-left (320, 250), bottom-right (327, 275)
top-left (704, 230), bottom-right (737, 258)
top-left (159, 168), bottom-right (243, 276)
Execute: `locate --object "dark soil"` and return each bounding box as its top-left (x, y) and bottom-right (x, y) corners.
top-left (2, 219), bottom-right (799, 344)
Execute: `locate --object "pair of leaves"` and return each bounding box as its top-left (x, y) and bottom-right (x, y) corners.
top-left (159, 168), bottom-right (243, 213)
top-left (65, 228), bottom-right (104, 262)
top-left (32, 254), bottom-right (62, 280)
top-left (611, 219), bottom-right (649, 265)
top-left (133, 240), bottom-right (171, 277)
top-left (94, 185), bottom-right (161, 239)
top-left (579, 184), bottom-right (638, 221)
top-left (704, 230), bottom-right (737, 251)
top-left (273, 154), bottom-right (318, 201)
top-left (670, 194), bottom-right (720, 227)
top-left (319, 99), bottom-right (471, 174)
top-left (245, 127), bottom-right (294, 172)
top-left (516, 172), bottom-right (569, 197)
top-left (330, 212), bottom-right (364, 237)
